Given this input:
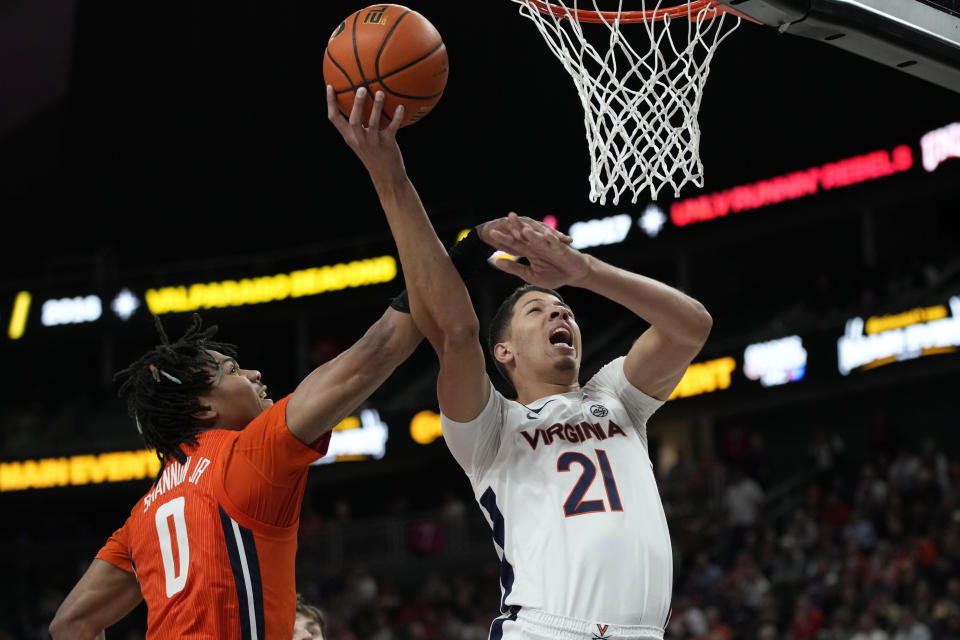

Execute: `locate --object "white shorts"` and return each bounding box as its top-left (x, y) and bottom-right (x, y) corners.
top-left (490, 608), bottom-right (665, 640)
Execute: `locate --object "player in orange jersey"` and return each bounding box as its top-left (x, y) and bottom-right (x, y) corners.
top-left (49, 310), bottom-right (421, 639)
top-left (49, 228), bottom-right (547, 639)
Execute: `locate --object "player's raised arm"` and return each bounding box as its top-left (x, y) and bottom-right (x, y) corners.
top-left (326, 86), bottom-right (490, 421)
top-left (491, 216), bottom-right (712, 400)
top-left (284, 306), bottom-right (422, 446)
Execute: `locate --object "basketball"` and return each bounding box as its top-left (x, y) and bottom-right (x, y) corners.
top-left (323, 4), bottom-right (449, 128)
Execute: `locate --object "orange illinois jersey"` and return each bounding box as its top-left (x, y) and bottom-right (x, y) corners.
top-left (96, 395), bottom-right (330, 639)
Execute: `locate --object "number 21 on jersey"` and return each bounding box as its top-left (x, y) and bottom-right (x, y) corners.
top-left (155, 497), bottom-right (190, 597)
top-left (557, 449), bottom-right (623, 517)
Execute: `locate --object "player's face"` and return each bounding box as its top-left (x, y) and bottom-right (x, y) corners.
top-left (292, 613), bottom-right (323, 640)
top-left (504, 291), bottom-right (582, 377)
top-left (197, 350), bottom-right (273, 430)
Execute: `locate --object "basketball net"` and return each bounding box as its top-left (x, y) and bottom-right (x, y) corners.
top-left (513, 0), bottom-right (740, 204)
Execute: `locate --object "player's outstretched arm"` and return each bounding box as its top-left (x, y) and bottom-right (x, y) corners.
top-left (285, 307), bottom-right (422, 446)
top-left (326, 86), bottom-right (489, 421)
top-left (50, 559), bottom-right (142, 640)
top-left (491, 215), bottom-right (712, 400)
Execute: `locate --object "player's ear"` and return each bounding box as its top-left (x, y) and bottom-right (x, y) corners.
top-left (493, 342), bottom-right (513, 367)
top-left (192, 402), bottom-right (218, 426)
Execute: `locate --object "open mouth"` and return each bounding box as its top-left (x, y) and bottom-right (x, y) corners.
top-left (549, 327), bottom-right (573, 350)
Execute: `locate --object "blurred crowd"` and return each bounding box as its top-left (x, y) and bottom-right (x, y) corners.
top-left (2, 424), bottom-right (957, 640)
top-left (662, 430), bottom-right (959, 640)
top-left (288, 427), bottom-right (960, 640)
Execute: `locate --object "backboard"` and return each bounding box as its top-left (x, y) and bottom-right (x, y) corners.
top-left (717, 0), bottom-right (960, 93)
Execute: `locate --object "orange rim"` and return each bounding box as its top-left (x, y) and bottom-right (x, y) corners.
top-left (522, 0), bottom-right (728, 23)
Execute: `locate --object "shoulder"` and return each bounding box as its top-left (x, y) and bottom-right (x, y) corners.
top-left (585, 356), bottom-right (631, 395)
top-left (442, 381), bottom-right (512, 428)
top-left (586, 357), bottom-right (665, 421)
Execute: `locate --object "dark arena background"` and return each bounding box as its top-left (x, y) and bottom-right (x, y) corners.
top-left (2, 1), bottom-right (960, 638)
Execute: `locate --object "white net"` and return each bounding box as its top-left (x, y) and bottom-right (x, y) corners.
top-left (512, 0), bottom-right (740, 204)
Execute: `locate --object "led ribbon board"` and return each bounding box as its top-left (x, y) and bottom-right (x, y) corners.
top-left (313, 409), bottom-right (389, 465)
top-left (837, 297), bottom-right (960, 375)
top-left (146, 256), bottom-right (397, 314)
top-left (671, 145), bottom-right (914, 227)
top-left (0, 450), bottom-right (161, 492)
top-left (921, 122), bottom-right (960, 172)
top-left (1, 409), bottom-right (389, 490)
top-left (669, 357), bottom-right (737, 400)
top-left (41, 295), bottom-right (102, 326)
top-left (743, 336), bottom-right (807, 387)
top-left (569, 214), bottom-right (632, 250)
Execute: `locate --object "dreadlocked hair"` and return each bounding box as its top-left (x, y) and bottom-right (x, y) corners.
top-left (114, 314), bottom-right (237, 479)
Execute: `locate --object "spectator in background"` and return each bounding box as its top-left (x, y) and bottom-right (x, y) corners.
top-left (850, 613), bottom-right (889, 640)
top-left (756, 623), bottom-right (778, 640)
top-left (786, 592), bottom-right (823, 640)
top-left (892, 611), bottom-right (931, 640)
top-left (699, 606), bottom-right (733, 640)
top-left (294, 595), bottom-right (327, 640)
top-left (724, 466), bottom-right (764, 560)
top-left (844, 508), bottom-right (879, 550)
top-left (855, 464), bottom-right (889, 516)
top-left (808, 429), bottom-right (845, 477)
top-left (918, 437), bottom-right (951, 500)
top-left (725, 467), bottom-right (764, 531)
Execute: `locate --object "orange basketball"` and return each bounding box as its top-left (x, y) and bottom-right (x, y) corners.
top-left (323, 4), bottom-right (449, 128)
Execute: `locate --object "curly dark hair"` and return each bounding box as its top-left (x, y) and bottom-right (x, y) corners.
top-left (114, 314), bottom-right (236, 478)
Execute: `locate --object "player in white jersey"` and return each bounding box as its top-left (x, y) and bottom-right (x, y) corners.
top-left (327, 87), bottom-right (712, 640)
top-left (443, 340), bottom-right (673, 638)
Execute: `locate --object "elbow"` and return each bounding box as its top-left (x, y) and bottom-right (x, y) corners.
top-left (684, 302), bottom-right (713, 347)
top-left (696, 304), bottom-right (713, 339)
top-left (439, 318), bottom-right (480, 355)
top-left (50, 612), bottom-right (86, 640)
top-left (49, 610), bottom-right (67, 639)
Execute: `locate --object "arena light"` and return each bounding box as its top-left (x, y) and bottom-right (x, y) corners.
top-left (410, 410), bottom-right (443, 445)
top-left (7, 291), bottom-right (31, 340)
top-left (0, 450), bottom-right (161, 492)
top-left (837, 297), bottom-right (960, 375)
top-left (313, 408), bottom-right (389, 465)
top-left (921, 122), bottom-right (960, 172)
top-left (145, 256), bottom-right (397, 315)
top-left (111, 288), bottom-right (141, 321)
top-left (743, 336), bottom-right (807, 387)
top-left (569, 213), bottom-right (632, 249)
top-left (638, 204), bottom-right (667, 238)
top-left (671, 145), bottom-right (914, 226)
top-left (669, 357), bottom-right (737, 400)
top-left (41, 295), bottom-right (102, 327)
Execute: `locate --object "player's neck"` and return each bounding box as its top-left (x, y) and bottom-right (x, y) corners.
top-left (513, 378), bottom-right (580, 405)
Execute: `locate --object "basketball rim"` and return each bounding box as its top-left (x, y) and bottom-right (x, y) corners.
top-left (520, 0), bottom-right (752, 24)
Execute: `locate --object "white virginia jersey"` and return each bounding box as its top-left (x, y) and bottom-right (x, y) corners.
top-left (441, 357), bottom-right (672, 630)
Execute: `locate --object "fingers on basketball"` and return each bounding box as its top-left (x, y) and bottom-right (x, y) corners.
top-left (322, 5), bottom-right (449, 129)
